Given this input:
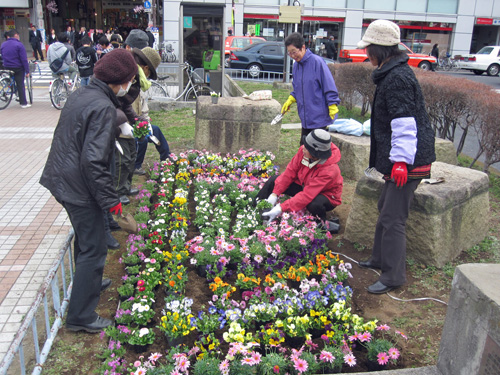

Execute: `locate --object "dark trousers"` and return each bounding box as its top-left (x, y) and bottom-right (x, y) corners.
top-left (256, 175), bottom-right (334, 221)
top-left (61, 201), bottom-right (108, 325)
top-left (135, 124), bottom-right (170, 169)
top-left (370, 179), bottom-right (420, 287)
top-left (10, 67), bottom-right (27, 106)
top-left (115, 138), bottom-right (137, 195)
top-left (300, 126), bottom-right (327, 145)
top-left (31, 43), bottom-right (44, 60)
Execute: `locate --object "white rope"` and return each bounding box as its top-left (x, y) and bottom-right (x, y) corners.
top-left (332, 251), bottom-right (448, 306)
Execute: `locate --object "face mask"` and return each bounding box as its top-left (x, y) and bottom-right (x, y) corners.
top-left (116, 81), bottom-right (132, 97)
top-left (301, 157), bottom-right (321, 169)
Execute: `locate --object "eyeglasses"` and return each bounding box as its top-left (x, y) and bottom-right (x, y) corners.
top-left (287, 47), bottom-right (303, 56)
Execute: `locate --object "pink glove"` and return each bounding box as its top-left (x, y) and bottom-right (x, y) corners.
top-left (109, 202), bottom-right (122, 216)
top-left (391, 162), bottom-right (408, 187)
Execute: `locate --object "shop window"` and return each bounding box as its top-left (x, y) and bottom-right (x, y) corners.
top-left (396, 0), bottom-right (426, 12)
top-left (427, 0), bottom-right (457, 14)
top-left (364, 0), bottom-right (396, 11)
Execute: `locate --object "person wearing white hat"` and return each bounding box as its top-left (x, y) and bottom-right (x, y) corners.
top-left (258, 129), bottom-right (343, 233)
top-left (356, 20), bottom-right (436, 294)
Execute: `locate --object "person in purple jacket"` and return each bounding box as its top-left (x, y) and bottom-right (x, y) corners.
top-left (282, 32), bottom-right (340, 145)
top-left (0, 29), bottom-right (31, 108)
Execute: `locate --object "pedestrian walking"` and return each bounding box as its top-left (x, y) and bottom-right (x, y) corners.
top-left (325, 35), bottom-right (338, 60)
top-left (282, 32), bottom-right (340, 145)
top-left (28, 25), bottom-right (44, 61)
top-left (356, 20), bottom-right (436, 294)
top-left (75, 36), bottom-right (98, 86)
top-left (0, 29), bottom-right (31, 108)
top-left (39, 49), bottom-right (138, 333)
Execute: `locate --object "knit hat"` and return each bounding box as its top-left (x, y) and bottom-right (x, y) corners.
top-left (303, 129), bottom-right (332, 160)
top-left (357, 20), bottom-right (400, 49)
top-left (93, 49), bottom-right (138, 84)
top-left (124, 29), bottom-right (149, 49)
top-left (132, 47), bottom-right (160, 80)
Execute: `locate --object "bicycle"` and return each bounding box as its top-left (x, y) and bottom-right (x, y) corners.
top-left (49, 71), bottom-right (81, 110)
top-left (160, 42), bottom-right (176, 63)
top-left (146, 62), bottom-right (211, 102)
top-left (437, 53), bottom-right (459, 71)
top-left (0, 67), bottom-right (34, 110)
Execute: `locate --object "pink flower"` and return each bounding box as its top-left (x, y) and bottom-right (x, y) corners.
top-left (241, 356), bottom-right (255, 366)
top-left (377, 352), bottom-right (389, 365)
top-left (344, 353), bottom-right (356, 367)
top-left (293, 358), bottom-right (308, 373)
top-left (359, 331), bottom-right (372, 342)
top-left (273, 365), bottom-right (280, 373)
top-left (319, 350), bottom-right (334, 363)
top-left (149, 352), bottom-right (162, 362)
top-left (389, 347), bottom-right (400, 360)
top-left (376, 324), bottom-right (390, 331)
top-left (251, 351), bottom-right (262, 364)
top-left (396, 330), bottom-right (408, 340)
top-left (133, 360), bottom-right (141, 367)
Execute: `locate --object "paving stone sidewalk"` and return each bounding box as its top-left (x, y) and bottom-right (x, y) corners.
top-left (0, 102), bottom-right (71, 364)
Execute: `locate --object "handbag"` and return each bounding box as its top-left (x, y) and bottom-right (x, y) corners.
top-left (49, 48), bottom-right (69, 73)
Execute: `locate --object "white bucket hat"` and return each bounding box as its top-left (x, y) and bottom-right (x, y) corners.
top-left (357, 20), bottom-right (400, 49)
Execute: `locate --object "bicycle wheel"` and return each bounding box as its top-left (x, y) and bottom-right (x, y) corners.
top-left (0, 77), bottom-right (13, 110)
top-left (184, 85), bottom-right (211, 102)
top-left (147, 81), bottom-right (169, 99)
top-left (50, 79), bottom-right (68, 110)
top-left (25, 74), bottom-right (33, 104)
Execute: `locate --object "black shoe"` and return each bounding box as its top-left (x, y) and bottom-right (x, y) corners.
top-left (134, 168), bottom-right (146, 176)
top-left (329, 217), bottom-right (340, 224)
top-left (359, 260), bottom-right (381, 270)
top-left (366, 281), bottom-right (399, 294)
top-left (106, 231), bottom-right (120, 249)
top-left (323, 220), bottom-right (340, 234)
top-left (120, 195), bottom-right (130, 205)
top-left (101, 278), bottom-right (112, 292)
top-left (128, 187), bottom-right (139, 196)
top-left (66, 316), bottom-right (113, 333)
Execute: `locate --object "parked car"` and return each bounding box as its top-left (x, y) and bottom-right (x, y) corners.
top-left (338, 43), bottom-right (437, 71)
top-left (224, 36), bottom-right (266, 67)
top-left (228, 41), bottom-right (335, 78)
top-left (457, 46), bottom-right (500, 76)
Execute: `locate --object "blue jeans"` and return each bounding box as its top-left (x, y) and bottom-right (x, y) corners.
top-left (135, 124), bottom-right (170, 169)
top-left (80, 76), bottom-right (90, 86)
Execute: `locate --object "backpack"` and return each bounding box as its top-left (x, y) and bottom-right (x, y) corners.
top-left (49, 48), bottom-right (70, 73)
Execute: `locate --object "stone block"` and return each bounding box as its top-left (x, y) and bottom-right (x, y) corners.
top-left (330, 133), bottom-right (457, 181)
top-left (437, 264), bottom-right (500, 375)
top-left (343, 162), bottom-right (490, 267)
top-left (194, 96), bottom-right (281, 155)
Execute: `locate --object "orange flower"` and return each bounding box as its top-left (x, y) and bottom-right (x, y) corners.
top-left (169, 280), bottom-right (175, 287)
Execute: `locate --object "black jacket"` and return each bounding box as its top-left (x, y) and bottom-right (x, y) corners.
top-left (40, 78), bottom-right (120, 210)
top-left (76, 45), bottom-right (98, 77)
top-left (29, 30), bottom-right (42, 45)
top-left (325, 39), bottom-right (337, 59)
top-left (369, 55), bottom-right (436, 175)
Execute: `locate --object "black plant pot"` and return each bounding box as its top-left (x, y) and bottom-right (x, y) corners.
top-left (132, 344), bottom-right (150, 353)
top-left (196, 265), bottom-right (208, 278)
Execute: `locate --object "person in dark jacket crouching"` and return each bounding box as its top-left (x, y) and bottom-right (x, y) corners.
top-left (356, 20), bottom-right (436, 295)
top-left (39, 49), bottom-right (138, 333)
top-left (257, 129), bottom-right (343, 233)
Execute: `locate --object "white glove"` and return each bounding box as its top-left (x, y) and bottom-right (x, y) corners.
top-left (262, 204), bottom-right (282, 223)
top-left (266, 193), bottom-right (278, 207)
top-left (118, 123), bottom-right (134, 138)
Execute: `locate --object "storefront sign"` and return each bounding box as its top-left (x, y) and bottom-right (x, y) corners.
top-left (183, 16), bottom-right (192, 29)
top-left (476, 18), bottom-right (493, 25)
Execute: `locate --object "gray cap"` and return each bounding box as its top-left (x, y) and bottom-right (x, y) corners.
top-left (304, 129), bottom-right (332, 160)
top-left (124, 29), bottom-right (149, 49)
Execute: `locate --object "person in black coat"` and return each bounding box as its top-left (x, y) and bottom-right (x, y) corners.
top-left (29, 25), bottom-right (44, 61)
top-left (325, 35), bottom-right (337, 60)
top-left (356, 20), bottom-right (436, 295)
top-left (39, 49), bottom-right (138, 333)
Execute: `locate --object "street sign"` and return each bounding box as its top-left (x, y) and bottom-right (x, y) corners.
top-left (183, 16), bottom-right (192, 29)
top-left (279, 5), bottom-right (301, 24)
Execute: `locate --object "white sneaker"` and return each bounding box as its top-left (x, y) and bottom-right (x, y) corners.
top-left (21, 104), bottom-right (32, 109)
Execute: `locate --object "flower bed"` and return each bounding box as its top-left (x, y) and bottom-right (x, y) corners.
top-left (101, 150), bottom-right (407, 375)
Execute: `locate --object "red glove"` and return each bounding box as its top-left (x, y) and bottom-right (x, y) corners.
top-left (391, 162), bottom-right (408, 187)
top-left (109, 202), bottom-right (122, 216)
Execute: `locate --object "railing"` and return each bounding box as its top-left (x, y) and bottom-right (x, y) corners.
top-left (225, 68), bottom-right (290, 83)
top-left (0, 230), bottom-right (74, 375)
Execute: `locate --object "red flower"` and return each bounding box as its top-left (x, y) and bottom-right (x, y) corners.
top-left (137, 280), bottom-right (145, 287)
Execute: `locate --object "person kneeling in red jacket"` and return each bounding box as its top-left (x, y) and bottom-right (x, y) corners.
top-left (257, 129), bottom-right (343, 233)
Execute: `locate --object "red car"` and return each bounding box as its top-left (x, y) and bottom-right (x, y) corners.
top-left (339, 43), bottom-right (437, 71)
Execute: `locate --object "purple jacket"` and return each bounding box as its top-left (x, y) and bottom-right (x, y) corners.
top-left (291, 49), bottom-right (340, 130)
top-left (0, 38), bottom-right (30, 74)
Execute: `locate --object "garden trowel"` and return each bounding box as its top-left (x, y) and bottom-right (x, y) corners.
top-left (271, 108), bottom-right (289, 126)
